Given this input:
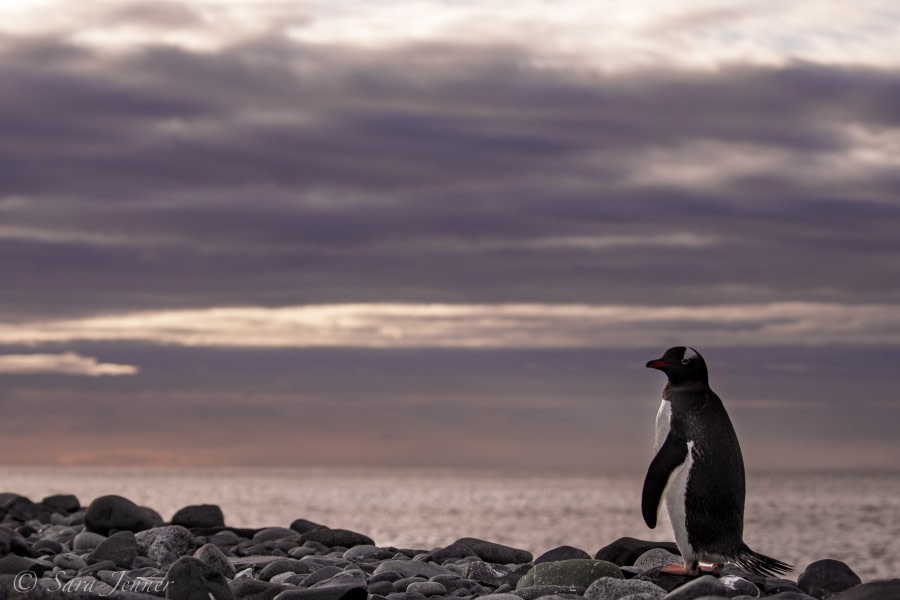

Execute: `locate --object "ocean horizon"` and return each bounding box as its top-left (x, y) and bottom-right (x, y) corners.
top-left (2, 465), bottom-right (897, 581)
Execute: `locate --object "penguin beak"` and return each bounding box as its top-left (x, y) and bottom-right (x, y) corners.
top-left (646, 359), bottom-right (670, 370)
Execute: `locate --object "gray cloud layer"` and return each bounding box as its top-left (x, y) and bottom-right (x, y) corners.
top-left (1, 3), bottom-right (899, 468)
top-left (2, 31), bottom-right (900, 318)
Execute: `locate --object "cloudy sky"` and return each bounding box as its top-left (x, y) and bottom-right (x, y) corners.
top-left (1, 0), bottom-right (899, 471)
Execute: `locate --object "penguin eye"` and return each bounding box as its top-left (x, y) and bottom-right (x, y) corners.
top-left (681, 358), bottom-right (690, 365)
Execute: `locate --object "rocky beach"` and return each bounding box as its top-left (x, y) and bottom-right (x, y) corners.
top-left (0, 492), bottom-right (897, 600)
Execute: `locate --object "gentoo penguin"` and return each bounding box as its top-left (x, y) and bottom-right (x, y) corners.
top-left (642, 346), bottom-right (792, 577)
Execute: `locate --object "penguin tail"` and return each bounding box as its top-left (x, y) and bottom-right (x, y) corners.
top-left (735, 545), bottom-right (793, 577)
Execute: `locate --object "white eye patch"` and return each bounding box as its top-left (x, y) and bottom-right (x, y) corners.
top-left (682, 347), bottom-right (698, 363)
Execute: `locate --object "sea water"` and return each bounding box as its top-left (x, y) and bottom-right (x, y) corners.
top-left (1, 466), bottom-right (897, 581)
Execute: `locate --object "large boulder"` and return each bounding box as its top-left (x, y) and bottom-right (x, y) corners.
top-left (797, 559), bottom-right (861, 599)
top-left (84, 495), bottom-right (160, 535)
top-left (92, 530), bottom-right (139, 568)
top-left (828, 579), bottom-right (900, 600)
top-left (135, 525), bottom-right (196, 565)
top-left (530, 559), bottom-right (623, 588)
top-left (298, 528), bottom-right (373, 548)
top-left (172, 504), bottom-right (225, 529)
top-left (165, 556), bottom-right (234, 600)
top-left (41, 494), bottom-right (81, 514)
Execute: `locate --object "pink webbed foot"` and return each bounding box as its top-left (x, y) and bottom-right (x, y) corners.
top-left (660, 562), bottom-right (700, 576)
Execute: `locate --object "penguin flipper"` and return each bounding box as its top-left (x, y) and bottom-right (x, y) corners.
top-left (641, 432), bottom-right (688, 528)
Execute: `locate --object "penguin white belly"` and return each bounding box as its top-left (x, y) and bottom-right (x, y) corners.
top-left (654, 399), bottom-right (670, 452)
top-left (664, 440), bottom-right (696, 562)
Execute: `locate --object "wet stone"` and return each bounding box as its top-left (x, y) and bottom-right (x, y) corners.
top-left (92, 530), bottom-right (139, 568)
top-left (453, 538), bottom-right (532, 565)
top-left (584, 576), bottom-right (666, 600)
top-left (797, 559), bottom-right (861, 599)
top-left (662, 574), bottom-right (727, 600)
top-left (196, 542), bottom-right (238, 579)
top-left (534, 546), bottom-right (591, 565)
top-left (172, 504), bottom-right (226, 529)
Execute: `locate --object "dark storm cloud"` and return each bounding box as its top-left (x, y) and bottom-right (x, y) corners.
top-left (1, 29), bottom-right (900, 317)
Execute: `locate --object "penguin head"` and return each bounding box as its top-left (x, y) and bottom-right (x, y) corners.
top-left (646, 346), bottom-right (708, 386)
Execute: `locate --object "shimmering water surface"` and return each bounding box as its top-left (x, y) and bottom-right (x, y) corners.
top-left (1, 467), bottom-right (897, 581)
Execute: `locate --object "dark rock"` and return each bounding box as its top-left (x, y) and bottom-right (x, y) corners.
top-left (309, 568), bottom-right (366, 588)
top-left (172, 504), bottom-right (226, 529)
top-left (32, 539), bottom-right (66, 555)
top-left (374, 560), bottom-right (455, 579)
top-left (290, 519), bottom-right (325, 534)
top-left (531, 559), bottom-right (622, 588)
top-left (407, 581), bottom-right (446, 596)
top-left (208, 529), bottom-right (247, 547)
top-left (54, 552), bottom-right (88, 571)
top-left (453, 538), bottom-right (532, 565)
top-left (231, 578), bottom-right (292, 600)
top-left (135, 525), bottom-right (196, 565)
top-left (719, 575), bottom-right (760, 598)
top-left (584, 576), bottom-right (666, 600)
top-left (260, 558), bottom-right (318, 581)
top-left (342, 544), bottom-right (394, 561)
top-left (662, 575), bottom-right (726, 600)
top-left (239, 541), bottom-right (296, 556)
top-left (299, 528), bottom-right (374, 549)
top-left (393, 576), bottom-right (427, 592)
top-left (195, 542), bottom-right (237, 579)
top-left (827, 579), bottom-right (900, 600)
top-left (0, 554), bottom-right (47, 575)
top-left (273, 584), bottom-right (367, 600)
top-left (289, 546), bottom-right (318, 558)
top-left (0, 530), bottom-right (9, 555)
top-left (77, 559), bottom-right (117, 576)
top-left (165, 555), bottom-right (233, 600)
top-left (513, 584), bottom-right (584, 600)
top-left (465, 560), bottom-right (510, 586)
top-left (797, 559), bottom-right (861, 599)
top-left (764, 593), bottom-right (817, 600)
top-left (369, 581), bottom-right (396, 595)
top-left (2, 528), bottom-right (39, 558)
top-left (231, 555), bottom-right (295, 570)
top-left (418, 542), bottom-right (478, 563)
top-left (300, 566), bottom-right (345, 586)
top-left (534, 546), bottom-right (591, 565)
top-left (84, 495), bottom-right (159, 535)
top-left (1, 496), bottom-right (53, 524)
top-left (92, 530), bottom-right (139, 568)
top-left (765, 580), bottom-right (805, 595)
top-left (595, 538), bottom-right (681, 567)
top-left (371, 571), bottom-right (405, 584)
top-left (195, 526), bottom-right (260, 538)
top-left (254, 527), bottom-right (298, 543)
top-left (41, 494), bottom-right (80, 514)
top-left (73, 531), bottom-right (106, 552)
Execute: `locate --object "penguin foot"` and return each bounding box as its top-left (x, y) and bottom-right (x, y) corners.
top-left (660, 562), bottom-right (700, 576)
top-left (699, 562), bottom-right (724, 574)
